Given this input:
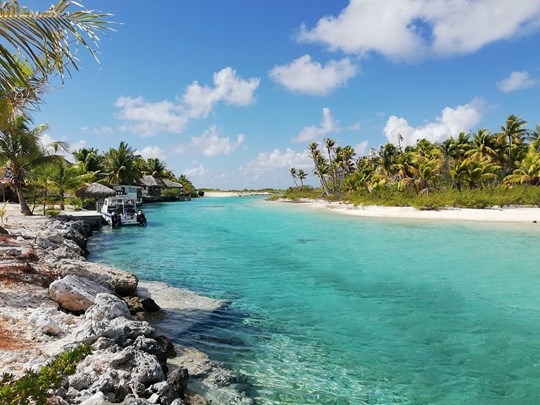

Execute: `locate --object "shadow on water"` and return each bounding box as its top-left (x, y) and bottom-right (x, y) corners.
top-left (297, 238), bottom-right (315, 244)
top-left (159, 302), bottom-right (267, 400)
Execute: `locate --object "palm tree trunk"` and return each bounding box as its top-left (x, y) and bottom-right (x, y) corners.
top-left (15, 184), bottom-right (32, 216)
top-left (59, 190), bottom-right (65, 210)
top-left (318, 172), bottom-right (331, 196)
top-left (43, 186), bottom-right (47, 214)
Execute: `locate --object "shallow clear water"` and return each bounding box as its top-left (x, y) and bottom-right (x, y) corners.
top-left (88, 197), bottom-right (540, 404)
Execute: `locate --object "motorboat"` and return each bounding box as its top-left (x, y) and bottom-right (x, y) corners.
top-left (100, 195), bottom-right (147, 227)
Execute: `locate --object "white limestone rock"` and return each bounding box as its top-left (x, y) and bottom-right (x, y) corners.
top-left (57, 261), bottom-right (138, 295)
top-left (79, 392), bottom-right (115, 405)
top-left (49, 275), bottom-right (112, 312)
top-left (28, 306), bottom-right (63, 336)
top-left (85, 293), bottom-right (131, 321)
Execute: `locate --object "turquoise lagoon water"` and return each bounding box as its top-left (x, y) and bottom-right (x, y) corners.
top-left (88, 197), bottom-right (540, 404)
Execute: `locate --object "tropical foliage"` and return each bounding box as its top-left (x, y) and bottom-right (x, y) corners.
top-left (0, 345), bottom-right (91, 405)
top-left (0, 1), bottom-right (112, 98)
top-left (287, 115), bottom-right (540, 208)
top-left (103, 141), bottom-right (142, 185)
top-left (0, 1), bottom-right (112, 214)
top-left (0, 114), bottom-right (64, 214)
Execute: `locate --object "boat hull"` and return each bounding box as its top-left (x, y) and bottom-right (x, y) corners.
top-left (101, 212), bottom-right (142, 226)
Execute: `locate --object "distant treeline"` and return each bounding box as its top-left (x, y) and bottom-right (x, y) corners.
top-left (287, 114), bottom-right (540, 208)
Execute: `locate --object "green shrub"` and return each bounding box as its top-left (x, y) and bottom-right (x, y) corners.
top-left (0, 345), bottom-right (91, 405)
top-left (161, 188), bottom-right (181, 198)
top-left (65, 197), bottom-right (83, 210)
top-left (44, 208), bottom-right (60, 216)
top-left (281, 186), bottom-right (323, 201)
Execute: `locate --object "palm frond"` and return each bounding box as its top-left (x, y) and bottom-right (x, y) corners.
top-left (0, 0), bottom-right (114, 93)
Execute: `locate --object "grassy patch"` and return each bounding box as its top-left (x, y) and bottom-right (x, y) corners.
top-left (279, 186), bottom-right (540, 209)
top-left (0, 345), bottom-right (92, 405)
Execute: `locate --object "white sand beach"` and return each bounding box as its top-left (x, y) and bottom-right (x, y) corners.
top-left (204, 191), bottom-right (272, 198)
top-left (288, 199), bottom-right (540, 223)
top-left (203, 191), bottom-right (239, 197)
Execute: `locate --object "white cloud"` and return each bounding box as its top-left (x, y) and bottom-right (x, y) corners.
top-left (135, 145), bottom-right (166, 159)
top-left (115, 96), bottom-right (188, 136)
top-left (497, 71), bottom-right (539, 93)
top-left (183, 164), bottom-right (207, 177)
top-left (183, 67), bottom-right (260, 118)
top-left (40, 133), bottom-right (57, 149)
top-left (240, 148), bottom-right (312, 175)
top-left (269, 55), bottom-right (357, 95)
top-left (354, 140), bottom-right (369, 156)
top-left (299, 0), bottom-right (540, 61)
top-left (80, 126), bottom-right (114, 136)
top-left (39, 133), bottom-right (74, 161)
top-left (189, 126), bottom-right (245, 157)
top-left (293, 107), bottom-right (341, 143)
top-left (383, 99), bottom-right (484, 145)
top-left (115, 67), bottom-right (260, 136)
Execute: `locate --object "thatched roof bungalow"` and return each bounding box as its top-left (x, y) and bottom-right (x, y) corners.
top-left (75, 182), bottom-right (117, 200)
top-left (140, 175), bottom-right (164, 197)
top-left (161, 178), bottom-right (185, 190)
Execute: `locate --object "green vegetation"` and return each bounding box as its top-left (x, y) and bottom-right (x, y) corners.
top-left (0, 1), bottom-right (112, 215)
top-left (0, 115), bottom-right (65, 215)
top-left (162, 188), bottom-right (182, 198)
top-left (0, 1), bottom-right (113, 98)
top-left (0, 200), bottom-right (8, 225)
top-left (0, 344), bottom-right (91, 405)
top-left (104, 141), bottom-right (142, 185)
top-left (286, 114), bottom-right (540, 209)
top-left (279, 186), bottom-right (322, 201)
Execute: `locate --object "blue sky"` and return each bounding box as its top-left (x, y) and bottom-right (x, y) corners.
top-left (29, 0), bottom-right (540, 189)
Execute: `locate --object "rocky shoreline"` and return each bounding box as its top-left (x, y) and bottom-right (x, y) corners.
top-left (0, 206), bottom-right (252, 404)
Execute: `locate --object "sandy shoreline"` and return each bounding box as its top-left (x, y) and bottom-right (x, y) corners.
top-left (204, 193), bottom-right (540, 223)
top-left (204, 191), bottom-right (271, 198)
top-left (283, 199), bottom-right (540, 223)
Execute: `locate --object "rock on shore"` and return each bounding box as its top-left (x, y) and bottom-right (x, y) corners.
top-left (0, 208), bottom-right (238, 404)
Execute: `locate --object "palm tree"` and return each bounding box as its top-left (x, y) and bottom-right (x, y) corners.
top-left (47, 160), bottom-right (93, 210)
top-left (525, 124), bottom-right (540, 147)
top-left (308, 142), bottom-right (331, 195)
top-left (0, 114), bottom-right (62, 214)
top-left (504, 144), bottom-right (540, 185)
top-left (498, 114), bottom-right (527, 175)
top-left (451, 157), bottom-right (499, 190)
top-left (0, 1), bottom-right (113, 97)
top-left (313, 155), bottom-right (331, 195)
top-left (454, 132), bottom-right (472, 160)
top-left (467, 129), bottom-right (499, 163)
top-left (177, 174), bottom-right (196, 195)
top-left (73, 147), bottom-right (104, 173)
top-left (297, 169), bottom-right (307, 188)
top-left (338, 145), bottom-right (356, 175)
top-left (379, 143), bottom-right (399, 176)
top-left (289, 167), bottom-right (298, 187)
top-left (104, 142), bottom-right (142, 185)
top-left (324, 137), bottom-right (337, 192)
top-left (144, 158), bottom-right (169, 180)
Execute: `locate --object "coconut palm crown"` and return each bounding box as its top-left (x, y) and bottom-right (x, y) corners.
top-left (0, 0), bottom-right (113, 96)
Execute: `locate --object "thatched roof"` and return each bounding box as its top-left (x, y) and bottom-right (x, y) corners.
top-left (140, 175), bottom-right (164, 187)
top-left (76, 183), bottom-right (117, 199)
top-left (162, 178), bottom-right (184, 189)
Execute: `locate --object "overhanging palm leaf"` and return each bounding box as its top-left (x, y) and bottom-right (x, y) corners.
top-left (0, 0), bottom-right (113, 94)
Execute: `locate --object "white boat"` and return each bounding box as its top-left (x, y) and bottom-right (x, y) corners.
top-left (100, 195), bottom-right (147, 227)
